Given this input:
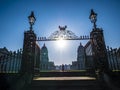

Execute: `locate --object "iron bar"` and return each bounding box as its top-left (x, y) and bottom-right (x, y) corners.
top-left (36, 38), bottom-right (91, 41)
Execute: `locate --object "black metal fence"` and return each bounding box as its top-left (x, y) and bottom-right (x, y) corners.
top-left (1, 46), bottom-right (120, 73)
top-left (107, 46), bottom-right (120, 71)
top-left (0, 49), bottom-right (22, 73)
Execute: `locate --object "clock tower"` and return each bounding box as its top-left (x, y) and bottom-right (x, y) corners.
top-left (40, 43), bottom-right (49, 70)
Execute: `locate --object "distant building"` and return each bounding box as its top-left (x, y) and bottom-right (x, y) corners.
top-left (71, 61), bottom-right (78, 70)
top-left (71, 43), bottom-right (86, 70)
top-left (77, 43), bottom-right (86, 70)
top-left (64, 64), bottom-right (71, 70)
top-left (84, 41), bottom-right (94, 71)
top-left (55, 64), bottom-right (71, 71)
top-left (0, 47), bottom-right (9, 57)
top-left (40, 43), bottom-right (55, 70)
top-left (55, 65), bottom-right (61, 70)
top-left (40, 43), bottom-right (49, 70)
top-left (48, 61), bottom-right (55, 70)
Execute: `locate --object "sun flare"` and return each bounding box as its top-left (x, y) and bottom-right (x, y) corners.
top-left (56, 39), bottom-right (66, 49)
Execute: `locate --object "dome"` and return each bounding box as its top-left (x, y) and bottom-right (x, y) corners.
top-left (41, 43), bottom-right (48, 53)
top-left (78, 43), bottom-right (84, 49)
top-left (77, 43), bottom-right (84, 53)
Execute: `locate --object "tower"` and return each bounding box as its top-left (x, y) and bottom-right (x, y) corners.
top-left (40, 43), bottom-right (49, 70)
top-left (77, 43), bottom-right (86, 70)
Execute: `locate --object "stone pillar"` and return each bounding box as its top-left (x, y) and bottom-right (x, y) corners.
top-left (20, 30), bottom-right (36, 74)
top-left (90, 28), bottom-right (109, 74)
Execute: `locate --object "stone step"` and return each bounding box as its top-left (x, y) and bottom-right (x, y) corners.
top-left (25, 77), bottom-right (107, 90)
top-left (28, 86), bottom-right (104, 90)
top-left (31, 80), bottom-right (98, 87)
top-left (32, 77), bottom-right (97, 86)
top-left (37, 71), bottom-right (95, 77)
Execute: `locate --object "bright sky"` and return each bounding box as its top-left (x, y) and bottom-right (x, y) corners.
top-left (0, 0), bottom-right (120, 65)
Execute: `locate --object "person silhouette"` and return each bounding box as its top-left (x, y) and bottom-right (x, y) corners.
top-left (62, 64), bottom-right (64, 72)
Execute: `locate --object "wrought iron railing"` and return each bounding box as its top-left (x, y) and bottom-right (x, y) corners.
top-left (0, 50), bottom-right (22, 73)
top-left (107, 46), bottom-right (120, 71)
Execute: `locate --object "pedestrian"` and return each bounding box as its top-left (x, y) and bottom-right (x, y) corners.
top-left (62, 64), bottom-right (64, 72)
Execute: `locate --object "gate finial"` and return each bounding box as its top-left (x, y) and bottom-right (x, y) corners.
top-left (59, 25), bottom-right (67, 31)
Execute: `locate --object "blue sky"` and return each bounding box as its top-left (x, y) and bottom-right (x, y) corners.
top-left (0, 0), bottom-right (120, 65)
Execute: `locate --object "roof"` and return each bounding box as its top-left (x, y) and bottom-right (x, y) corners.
top-left (0, 47), bottom-right (9, 54)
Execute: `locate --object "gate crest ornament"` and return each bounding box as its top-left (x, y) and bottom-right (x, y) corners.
top-left (48, 26), bottom-right (78, 40)
top-left (37, 25), bottom-right (90, 41)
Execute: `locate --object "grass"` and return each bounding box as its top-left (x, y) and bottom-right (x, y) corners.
top-left (112, 70), bottom-right (120, 72)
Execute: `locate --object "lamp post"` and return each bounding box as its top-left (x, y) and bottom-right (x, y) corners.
top-left (89, 9), bottom-right (97, 30)
top-left (28, 11), bottom-right (36, 31)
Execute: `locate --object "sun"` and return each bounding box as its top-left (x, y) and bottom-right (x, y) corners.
top-left (56, 39), bottom-right (66, 49)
